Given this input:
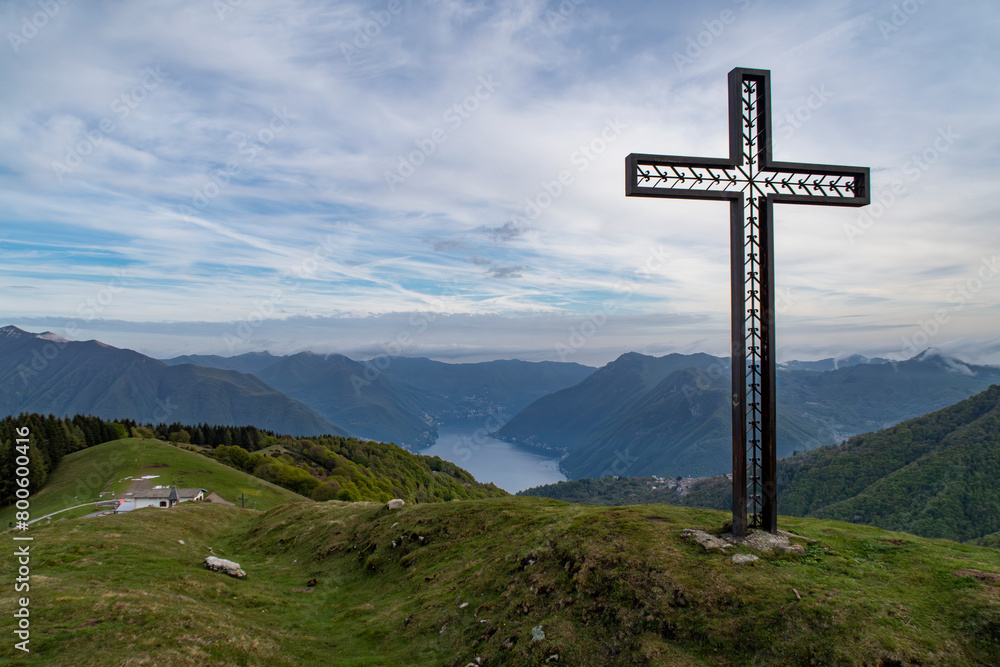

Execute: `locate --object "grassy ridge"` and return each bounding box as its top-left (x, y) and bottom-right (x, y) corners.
top-left (0, 438), bottom-right (306, 526)
top-left (3, 498), bottom-right (1000, 665)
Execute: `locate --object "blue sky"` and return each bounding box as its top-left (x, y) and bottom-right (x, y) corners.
top-left (1, 0), bottom-right (998, 366)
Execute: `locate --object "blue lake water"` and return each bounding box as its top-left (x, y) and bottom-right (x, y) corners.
top-left (419, 422), bottom-right (566, 493)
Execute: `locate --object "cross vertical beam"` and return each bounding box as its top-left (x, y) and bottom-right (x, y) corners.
top-left (626, 68), bottom-right (869, 535)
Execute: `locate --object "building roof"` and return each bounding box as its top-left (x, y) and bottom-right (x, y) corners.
top-left (203, 491), bottom-right (235, 506)
top-left (133, 487), bottom-right (206, 500)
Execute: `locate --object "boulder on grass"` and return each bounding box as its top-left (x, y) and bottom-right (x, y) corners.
top-left (204, 556), bottom-right (246, 578)
top-left (387, 499), bottom-right (405, 510)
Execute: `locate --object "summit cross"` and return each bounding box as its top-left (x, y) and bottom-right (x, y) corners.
top-left (625, 68), bottom-right (869, 535)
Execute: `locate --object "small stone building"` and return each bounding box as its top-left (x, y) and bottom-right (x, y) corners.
top-left (117, 487), bottom-right (206, 512)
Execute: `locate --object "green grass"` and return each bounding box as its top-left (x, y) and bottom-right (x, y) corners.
top-left (0, 438), bottom-right (307, 527)
top-left (2, 497), bottom-right (1000, 665)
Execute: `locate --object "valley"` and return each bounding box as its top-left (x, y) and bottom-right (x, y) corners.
top-left (4, 324), bottom-right (1000, 494)
top-left (3, 331), bottom-right (1000, 664)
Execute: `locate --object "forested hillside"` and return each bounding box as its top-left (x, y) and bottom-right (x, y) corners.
top-left (0, 413), bottom-right (130, 501)
top-left (212, 434), bottom-right (506, 503)
top-left (496, 350), bottom-right (1000, 479)
top-left (776, 383), bottom-right (1000, 542)
top-left (1, 413), bottom-right (505, 510)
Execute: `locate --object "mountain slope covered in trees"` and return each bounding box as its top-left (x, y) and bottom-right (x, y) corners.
top-left (495, 350), bottom-right (1000, 479)
top-left (775, 383), bottom-right (1000, 542)
top-left (0, 411), bottom-right (505, 514)
top-left (520, 384), bottom-right (1000, 544)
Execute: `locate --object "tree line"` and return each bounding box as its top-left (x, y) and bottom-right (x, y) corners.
top-left (0, 414), bottom-right (129, 503)
top-left (1, 413), bottom-right (506, 508)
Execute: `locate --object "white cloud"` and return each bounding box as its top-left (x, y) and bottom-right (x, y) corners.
top-left (0, 0), bottom-right (998, 365)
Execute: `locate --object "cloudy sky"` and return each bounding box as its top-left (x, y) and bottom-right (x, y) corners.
top-left (1, 0), bottom-right (997, 367)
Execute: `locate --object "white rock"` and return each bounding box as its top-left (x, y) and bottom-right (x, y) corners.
top-left (731, 554), bottom-right (759, 564)
top-left (680, 528), bottom-right (733, 551)
top-left (204, 556), bottom-right (247, 578)
top-left (531, 625), bottom-right (545, 642)
top-left (387, 499), bottom-right (405, 510)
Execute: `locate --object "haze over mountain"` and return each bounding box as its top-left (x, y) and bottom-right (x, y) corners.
top-left (162, 351), bottom-right (595, 448)
top-left (0, 326), bottom-right (346, 437)
top-left (254, 352), bottom-right (444, 448)
top-left (778, 354), bottom-right (892, 372)
top-left (495, 349), bottom-right (1000, 479)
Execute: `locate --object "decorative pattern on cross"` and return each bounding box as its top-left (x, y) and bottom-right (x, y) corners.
top-left (626, 68), bottom-right (869, 535)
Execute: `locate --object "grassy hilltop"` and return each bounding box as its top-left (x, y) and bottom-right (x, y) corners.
top-left (3, 496), bottom-right (1000, 665)
top-left (0, 438), bottom-right (307, 527)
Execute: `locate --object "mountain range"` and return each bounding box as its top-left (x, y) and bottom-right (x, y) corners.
top-left (494, 349), bottom-right (1000, 479)
top-left (5, 324), bottom-right (1000, 483)
top-left (162, 351), bottom-right (595, 447)
top-left (0, 326), bottom-right (345, 436)
top-left (0, 326), bottom-right (594, 447)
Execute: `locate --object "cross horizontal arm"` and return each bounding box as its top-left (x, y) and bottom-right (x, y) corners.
top-left (627, 153), bottom-right (738, 201)
top-left (627, 153), bottom-right (869, 207)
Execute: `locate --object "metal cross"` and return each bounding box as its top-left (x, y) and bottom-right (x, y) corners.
top-left (626, 68), bottom-right (869, 535)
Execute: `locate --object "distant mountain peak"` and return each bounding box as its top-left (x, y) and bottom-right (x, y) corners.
top-left (1, 325), bottom-right (82, 346)
top-left (0, 325), bottom-right (32, 338)
top-left (909, 348), bottom-right (975, 376)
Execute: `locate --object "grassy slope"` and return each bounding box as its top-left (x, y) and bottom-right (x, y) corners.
top-left (0, 438), bottom-right (306, 526)
top-left (2, 498), bottom-right (1000, 666)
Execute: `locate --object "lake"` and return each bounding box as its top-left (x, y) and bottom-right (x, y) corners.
top-left (419, 421), bottom-right (566, 493)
